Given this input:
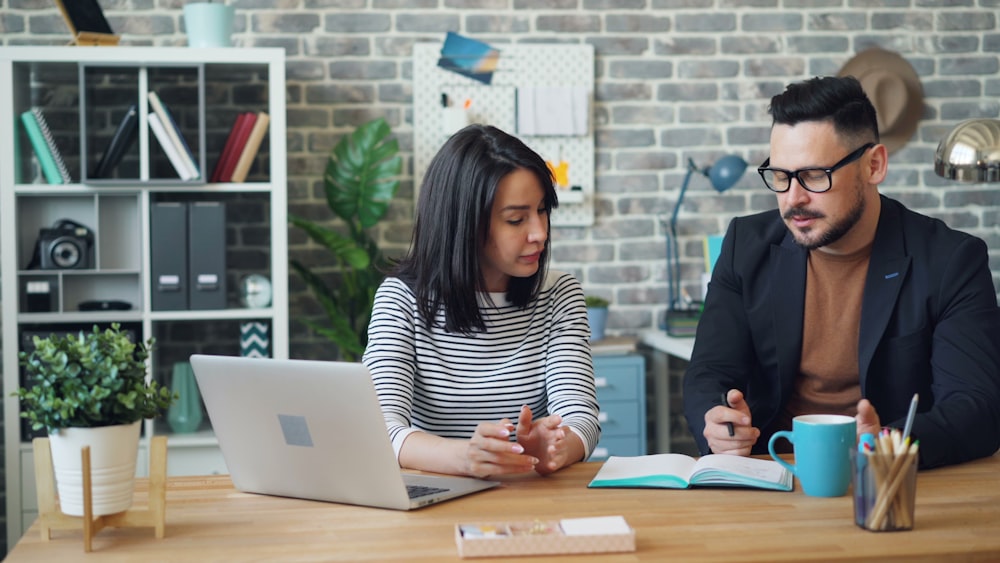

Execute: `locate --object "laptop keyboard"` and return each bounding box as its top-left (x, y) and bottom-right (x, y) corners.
top-left (407, 484), bottom-right (449, 499)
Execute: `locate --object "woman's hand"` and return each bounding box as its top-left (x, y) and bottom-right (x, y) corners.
top-left (463, 419), bottom-right (539, 478)
top-left (515, 405), bottom-right (583, 475)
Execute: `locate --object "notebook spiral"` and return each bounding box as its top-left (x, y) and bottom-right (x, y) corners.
top-left (31, 107), bottom-right (72, 183)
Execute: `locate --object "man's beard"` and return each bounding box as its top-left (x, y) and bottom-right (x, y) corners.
top-left (783, 186), bottom-right (866, 251)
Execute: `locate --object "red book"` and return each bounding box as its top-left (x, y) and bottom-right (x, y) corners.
top-left (211, 112), bottom-right (255, 183)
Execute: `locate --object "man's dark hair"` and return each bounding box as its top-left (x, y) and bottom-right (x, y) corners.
top-left (768, 76), bottom-right (880, 146)
top-left (391, 124), bottom-right (557, 334)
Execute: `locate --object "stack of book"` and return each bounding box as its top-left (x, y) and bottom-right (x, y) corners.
top-left (20, 108), bottom-right (72, 184)
top-left (211, 111), bottom-right (270, 183)
top-left (148, 91), bottom-right (200, 181)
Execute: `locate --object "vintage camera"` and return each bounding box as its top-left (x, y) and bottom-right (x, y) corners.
top-left (30, 219), bottom-right (95, 270)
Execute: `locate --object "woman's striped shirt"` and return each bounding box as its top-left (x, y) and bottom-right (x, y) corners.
top-left (362, 271), bottom-right (601, 460)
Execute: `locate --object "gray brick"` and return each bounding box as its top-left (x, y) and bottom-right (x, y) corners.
top-left (328, 60), bottom-right (398, 80)
top-left (445, 0), bottom-right (509, 8)
top-left (395, 14), bottom-right (460, 32)
top-left (986, 34), bottom-right (1000, 52)
top-left (722, 37), bottom-right (781, 55)
top-left (871, 12), bottom-right (933, 31)
top-left (675, 14), bottom-right (736, 33)
top-left (612, 105), bottom-right (676, 125)
top-left (940, 101), bottom-right (1000, 120)
top-left (745, 57), bottom-right (806, 78)
top-left (373, 0), bottom-right (436, 7)
top-left (312, 37), bottom-right (371, 57)
top-left (587, 264), bottom-right (651, 284)
top-left (609, 60), bottom-right (673, 80)
top-left (727, 126), bottom-right (770, 145)
top-left (254, 13), bottom-right (321, 33)
top-left (939, 56), bottom-right (1000, 76)
top-left (944, 189), bottom-right (1000, 208)
top-left (654, 37), bottom-right (716, 56)
top-left (809, 13), bottom-right (868, 32)
top-left (286, 60), bottom-right (327, 81)
top-left (677, 59), bottom-right (740, 79)
top-left (597, 128), bottom-right (657, 148)
top-left (588, 37), bottom-right (650, 56)
top-left (849, 0), bottom-right (910, 6)
top-left (658, 83), bottom-right (718, 102)
top-left (616, 151), bottom-right (678, 171)
top-left (325, 13), bottom-right (392, 33)
top-left (537, 15), bottom-right (602, 33)
top-left (659, 127), bottom-right (722, 148)
top-left (466, 15), bottom-right (530, 33)
top-left (651, 0), bottom-right (713, 7)
top-left (305, 83), bottom-right (376, 104)
top-left (986, 79), bottom-right (1000, 97)
top-left (378, 83), bottom-right (412, 103)
top-left (594, 174), bottom-right (661, 195)
top-left (585, 0), bottom-right (646, 8)
top-left (514, 0), bottom-right (576, 8)
top-left (741, 14), bottom-right (803, 32)
top-left (937, 12), bottom-right (994, 31)
top-left (787, 36), bottom-right (850, 54)
top-left (551, 243), bottom-right (615, 263)
top-left (596, 82), bottom-right (654, 102)
top-left (677, 105), bottom-right (740, 124)
top-left (606, 15), bottom-right (670, 33)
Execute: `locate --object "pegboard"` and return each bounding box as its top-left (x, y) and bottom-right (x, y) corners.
top-left (413, 42), bottom-right (595, 227)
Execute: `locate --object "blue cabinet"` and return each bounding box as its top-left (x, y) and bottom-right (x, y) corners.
top-left (590, 354), bottom-right (646, 461)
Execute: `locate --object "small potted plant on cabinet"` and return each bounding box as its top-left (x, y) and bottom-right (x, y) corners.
top-left (15, 323), bottom-right (176, 517)
top-left (584, 296), bottom-right (610, 342)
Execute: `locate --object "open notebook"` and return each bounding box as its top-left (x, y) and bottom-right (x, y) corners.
top-left (189, 354), bottom-right (499, 510)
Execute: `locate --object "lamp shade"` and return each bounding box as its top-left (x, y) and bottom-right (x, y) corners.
top-left (934, 118), bottom-right (1000, 183)
top-left (707, 154), bottom-right (748, 192)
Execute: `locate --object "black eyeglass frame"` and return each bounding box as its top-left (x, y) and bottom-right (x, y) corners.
top-left (757, 142), bottom-right (877, 193)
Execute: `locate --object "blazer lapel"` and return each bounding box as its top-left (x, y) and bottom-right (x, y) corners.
top-left (858, 197), bottom-right (911, 385)
top-left (770, 234), bottom-right (807, 394)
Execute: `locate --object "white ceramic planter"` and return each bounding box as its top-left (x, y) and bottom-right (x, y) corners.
top-left (48, 420), bottom-right (141, 517)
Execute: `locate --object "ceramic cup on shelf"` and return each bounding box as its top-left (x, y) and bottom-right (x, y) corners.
top-left (167, 361), bottom-right (204, 433)
top-left (183, 3), bottom-right (235, 48)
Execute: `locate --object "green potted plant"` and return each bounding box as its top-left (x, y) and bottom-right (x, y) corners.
top-left (289, 117), bottom-right (401, 361)
top-left (15, 323), bottom-right (176, 517)
top-left (585, 295), bottom-right (610, 342)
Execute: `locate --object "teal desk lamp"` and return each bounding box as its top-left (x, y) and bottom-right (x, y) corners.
top-left (666, 155), bottom-right (746, 332)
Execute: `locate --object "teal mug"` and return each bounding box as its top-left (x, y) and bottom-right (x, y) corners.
top-left (768, 414), bottom-right (856, 497)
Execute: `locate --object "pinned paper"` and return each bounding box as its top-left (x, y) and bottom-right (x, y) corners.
top-left (517, 86), bottom-right (590, 136)
top-left (437, 32), bottom-right (500, 85)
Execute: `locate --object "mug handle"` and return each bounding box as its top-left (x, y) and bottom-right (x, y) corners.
top-left (768, 430), bottom-right (796, 475)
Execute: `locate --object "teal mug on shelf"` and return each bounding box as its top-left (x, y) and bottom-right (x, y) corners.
top-left (768, 414), bottom-right (856, 497)
top-left (184, 3), bottom-right (235, 48)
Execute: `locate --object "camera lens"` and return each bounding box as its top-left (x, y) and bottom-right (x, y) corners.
top-left (49, 237), bottom-right (82, 268)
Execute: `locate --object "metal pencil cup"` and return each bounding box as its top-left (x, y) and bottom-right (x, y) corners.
top-left (853, 448), bottom-right (917, 531)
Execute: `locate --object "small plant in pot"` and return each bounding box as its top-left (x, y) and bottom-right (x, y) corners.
top-left (584, 296), bottom-right (610, 342)
top-left (15, 323), bottom-right (176, 517)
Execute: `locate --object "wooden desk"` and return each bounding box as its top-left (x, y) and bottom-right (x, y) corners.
top-left (8, 453), bottom-right (1000, 562)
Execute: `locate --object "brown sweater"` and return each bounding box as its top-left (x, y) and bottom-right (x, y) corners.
top-left (768, 243), bottom-right (871, 450)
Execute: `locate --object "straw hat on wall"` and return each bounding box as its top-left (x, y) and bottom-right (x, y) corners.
top-left (838, 48), bottom-right (925, 154)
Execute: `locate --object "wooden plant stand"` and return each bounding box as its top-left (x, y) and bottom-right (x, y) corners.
top-left (32, 435), bottom-right (167, 552)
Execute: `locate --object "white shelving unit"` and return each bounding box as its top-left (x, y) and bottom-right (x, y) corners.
top-left (0, 47), bottom-right (288, 545)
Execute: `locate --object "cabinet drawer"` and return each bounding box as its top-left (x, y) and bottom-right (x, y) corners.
top-left (593, 372), bottom-right (640, 401)
top-left (598, 400), bottom-right (643, 437)
top-left (589, 436), bottom-right (644, 461)
top-left (593, 355), bottom-right (644, 401)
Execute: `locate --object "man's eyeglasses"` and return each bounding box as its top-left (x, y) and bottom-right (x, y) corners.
top-left (757, 142), bottom-right (876, 193)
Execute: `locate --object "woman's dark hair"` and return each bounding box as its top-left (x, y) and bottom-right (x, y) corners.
top-left (391, 124), bottom-right (557, 334)
top-left (768, 76), bottom-right (879, 147)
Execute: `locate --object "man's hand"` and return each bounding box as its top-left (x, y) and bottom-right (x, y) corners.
top-left (704, 389), bottom-right (759, 456)
top-left (856, 398), bottom-right (882, 437)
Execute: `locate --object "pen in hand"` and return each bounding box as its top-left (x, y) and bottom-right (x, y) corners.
top-left (721, 392), bottom-right (735, 437)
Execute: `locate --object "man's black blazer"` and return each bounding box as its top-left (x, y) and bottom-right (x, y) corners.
top-left (683, 195), bottom-right (1000, 468)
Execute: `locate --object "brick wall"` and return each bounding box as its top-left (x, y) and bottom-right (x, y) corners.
top-left (1, 2), bottom-right (998, 350)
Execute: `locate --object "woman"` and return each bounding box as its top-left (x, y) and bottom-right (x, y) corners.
top-left (363, 124), bottom-right (600, 479)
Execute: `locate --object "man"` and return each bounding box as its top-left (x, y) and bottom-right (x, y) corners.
top-left (682, 75), bottom-right (1000, 469)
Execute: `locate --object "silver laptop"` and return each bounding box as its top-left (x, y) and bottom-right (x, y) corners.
top-left (189, 354), bottom-right (500, 510)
